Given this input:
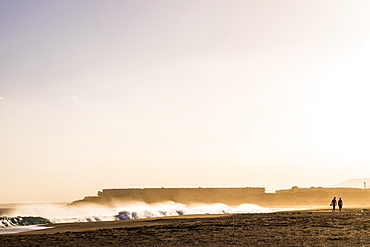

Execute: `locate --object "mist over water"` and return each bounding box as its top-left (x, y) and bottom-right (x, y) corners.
top-left (1, 201), bottom-right (283, 228)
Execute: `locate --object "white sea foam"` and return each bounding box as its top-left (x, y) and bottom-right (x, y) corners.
top-left (2, 202), bottom-right (303, 228)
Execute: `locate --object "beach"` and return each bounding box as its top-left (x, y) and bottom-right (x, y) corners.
top-left (1, 208), bottom-right (370, 246)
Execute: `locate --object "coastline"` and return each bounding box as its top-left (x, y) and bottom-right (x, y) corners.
top-left (1, 207), bottom-right (370, 246)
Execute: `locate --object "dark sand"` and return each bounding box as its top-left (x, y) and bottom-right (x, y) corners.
top-left (2, 208), bottom-right (370, 246)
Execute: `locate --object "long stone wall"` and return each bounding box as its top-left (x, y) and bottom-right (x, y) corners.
top-left (99, 187), bottom-right (265, 204)
top-left (70, 187), bottom-right (265, 206)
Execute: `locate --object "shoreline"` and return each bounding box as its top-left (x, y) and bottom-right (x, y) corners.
top-left (1, 205), bottom-right (318, 235)
top-left (2, 207), bottom-right (370, 246)
top-left (0, 206), bottom-right (359, 235)
top-left (19, 207), bottom-right (356, 235)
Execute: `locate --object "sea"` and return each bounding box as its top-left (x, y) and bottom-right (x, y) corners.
top-left (0, 201), bottom-right (303, 234)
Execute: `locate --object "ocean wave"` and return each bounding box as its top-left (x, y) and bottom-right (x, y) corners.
top-left (2, 202), bottom-right (287, 227)
top-left (114, 202), bottom-right (273, 220)
top-left (0, 216), bottom-right (51, 228)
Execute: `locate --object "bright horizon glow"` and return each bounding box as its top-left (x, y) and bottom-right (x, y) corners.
top-left (2, 0), bottom-right (370, 203)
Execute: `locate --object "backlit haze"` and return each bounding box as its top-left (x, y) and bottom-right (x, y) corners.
top-left (2, 0), bottom-right (370, 203)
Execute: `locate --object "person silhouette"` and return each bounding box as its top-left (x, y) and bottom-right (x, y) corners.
top-left (330, 197), bottom-right (337, 212)
top-left (338, 197), bottom-right (343, 212)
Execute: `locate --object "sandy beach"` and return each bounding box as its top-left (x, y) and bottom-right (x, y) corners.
top-left (1, 208), bottom-right (370, 246)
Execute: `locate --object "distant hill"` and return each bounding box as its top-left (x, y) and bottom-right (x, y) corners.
top-left (333, 178), bottom-right (370, 188)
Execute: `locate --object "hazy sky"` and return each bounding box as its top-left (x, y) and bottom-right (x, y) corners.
top-left (2, 0), bottom-right (370, 203)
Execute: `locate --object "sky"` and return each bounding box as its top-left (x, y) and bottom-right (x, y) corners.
top-left (2, 0), bottom-right (370, 203)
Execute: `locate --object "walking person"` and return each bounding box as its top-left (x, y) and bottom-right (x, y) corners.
top-left (338, 197), bottom-right (343, 212)
top-left (330, 197), bottom-right (337, 212)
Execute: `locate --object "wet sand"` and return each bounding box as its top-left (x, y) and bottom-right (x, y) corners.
top-left (1, 208), bottom-right (370, 246)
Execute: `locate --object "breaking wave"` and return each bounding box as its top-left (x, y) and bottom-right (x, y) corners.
top-left (0, 201), bottom-right (295, 231)
top-left (0, 216), bottom-right (51, 228)
top-left (114, 202), bottom-right (273, 220)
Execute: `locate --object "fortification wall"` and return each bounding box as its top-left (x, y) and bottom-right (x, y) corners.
top-left (97, 187), bottom-right (265, 205)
